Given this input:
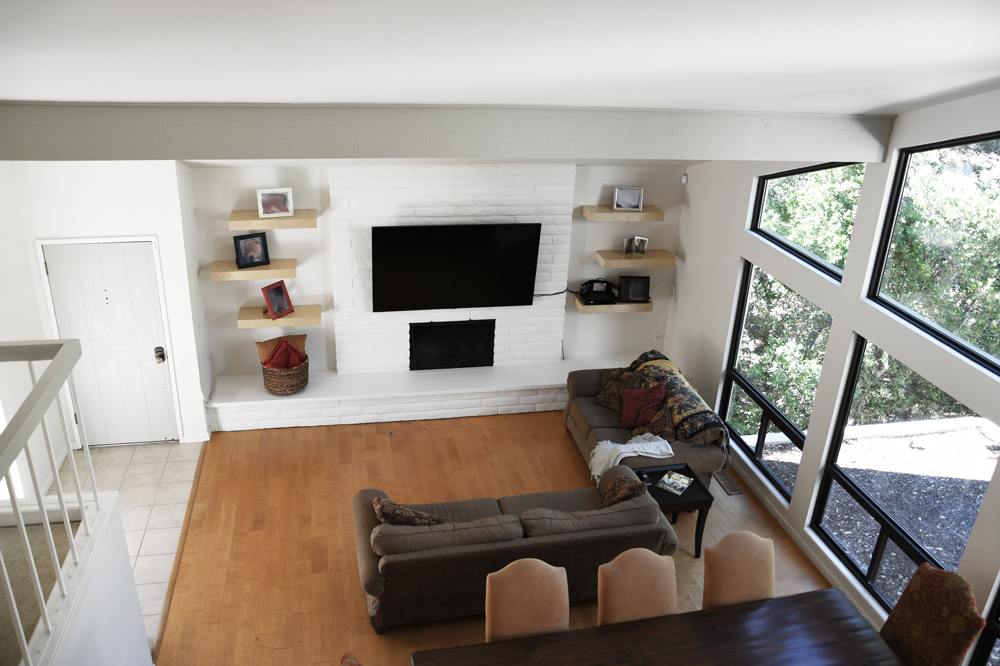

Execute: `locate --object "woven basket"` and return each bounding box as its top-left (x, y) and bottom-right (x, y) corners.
top-left (262, 356), bottom-right (309, 395)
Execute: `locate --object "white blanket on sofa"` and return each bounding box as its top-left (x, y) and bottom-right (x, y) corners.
top-left (589, 433), bottom-right (675, 481)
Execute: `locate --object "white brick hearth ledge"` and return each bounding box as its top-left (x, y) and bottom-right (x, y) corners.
top-left (208, 355), bottom-right (634, 432)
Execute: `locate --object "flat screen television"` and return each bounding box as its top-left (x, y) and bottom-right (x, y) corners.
top-left (372, 223), bottom-right (542, 312)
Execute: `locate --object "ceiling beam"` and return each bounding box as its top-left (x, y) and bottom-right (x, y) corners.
top-left (0, 103), bottom-right (893, 163)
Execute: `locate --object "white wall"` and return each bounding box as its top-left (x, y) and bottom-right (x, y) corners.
top-left (2, 161), bottom-right (210, 444)
top-left (671, 87), bottom-right (1000, 624)
top-left (566, 166), bottom-right (686, 359)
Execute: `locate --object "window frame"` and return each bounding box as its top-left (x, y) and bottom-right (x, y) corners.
top-left (718, 260), bottom-right (809, 501)
top-left (810, 335), bottom-right (951, 612)
top-left (868, 129), bottom-right (1000, 379)
top-left (968, 590), bottom-right (1000, 666)
top-left (749, 161), bottom-right (861, 282)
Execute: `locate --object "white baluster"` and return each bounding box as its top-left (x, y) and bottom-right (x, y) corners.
top-left (0, 541), bottom-right (33, 666)
top-left (67, 378), bottom-right (101, 511)
top-left (5, 474), bottom-right (52, 632)
top-left (61, 377), bottom-right (91, 536)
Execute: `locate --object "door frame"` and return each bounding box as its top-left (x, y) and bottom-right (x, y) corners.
top-left (35, 235), bottom-right (185, 447)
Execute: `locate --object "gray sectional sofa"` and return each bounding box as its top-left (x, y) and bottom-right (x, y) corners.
top-left (565, 369), bottom-right (729, 488)
top-left (352, 466), bottom-right (678, 632)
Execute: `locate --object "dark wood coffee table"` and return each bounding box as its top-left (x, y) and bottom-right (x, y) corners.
top-left (635, 463), bottom-right (714, 558)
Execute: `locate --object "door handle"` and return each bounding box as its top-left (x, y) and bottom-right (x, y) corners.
top-left (154, 347), bottom-right (166, 364)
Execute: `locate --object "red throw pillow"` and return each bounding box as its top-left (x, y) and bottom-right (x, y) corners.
top-left (620, 384), bottom-right (667, 430)
top-left (262, 340), bottom-right (305, 369)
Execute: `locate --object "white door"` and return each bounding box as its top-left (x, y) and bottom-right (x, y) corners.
top-left (43, 242), bottom-right (178, 445)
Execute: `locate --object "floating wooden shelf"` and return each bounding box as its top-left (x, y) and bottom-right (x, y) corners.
top-left (210, 259), bottom-right (297, 281)
top-left (573, 295), bottom-right (653, 314)
top-left (581, 205), bottom-right (665, 222)
top-left (228, 209), bottom-right (317, 230)
top-left (594, 249), bottom-right (676, 268)
top-left (237, 304), bottom-right (322, 329)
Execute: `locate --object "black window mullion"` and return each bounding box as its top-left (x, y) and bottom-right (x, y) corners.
top-left (718, 260), bottom-right (754, 421)
top-left (754, 415), bottom-right (769, 459)
top-left (866, 528), bottom-right (890, 585)
top-left (729, 368), bottom-right (806, 449)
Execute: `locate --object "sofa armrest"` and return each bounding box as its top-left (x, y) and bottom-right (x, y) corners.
top-left (567, 369), bottom-right (603, 401)
top-left (597, 465), bottom-right (641, 495)
top-left (352, 488), bottom-right (389, 597)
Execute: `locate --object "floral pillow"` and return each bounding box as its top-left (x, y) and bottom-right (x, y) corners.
top-left (372, 498), bottom-right (445, 526)
top-left (593, 369), bottom-right (635, 413)
top-left (598, 476), bottom-right (648, 509)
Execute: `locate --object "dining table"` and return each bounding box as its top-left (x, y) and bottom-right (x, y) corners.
top-left (410, 588), bottom-right (904, 665)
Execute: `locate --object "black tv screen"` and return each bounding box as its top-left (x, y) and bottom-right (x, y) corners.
top-left (372, 223), bottom-right (542, 312)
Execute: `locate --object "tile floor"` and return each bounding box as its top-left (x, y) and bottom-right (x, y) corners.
top-left (51, 441), bottom-right (201, 649)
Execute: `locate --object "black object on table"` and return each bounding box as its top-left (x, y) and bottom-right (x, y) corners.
top-left (410, 588), bottom-right (903, 666)
top-left (635, 463), bottom-right (714, 558)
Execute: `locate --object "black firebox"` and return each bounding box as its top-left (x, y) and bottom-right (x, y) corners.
top-left (409, 320), bottom-right (495, 371)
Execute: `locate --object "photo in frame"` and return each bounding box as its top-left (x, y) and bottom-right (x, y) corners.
top-left (623, 236), bottom-right (636, 256)
top-left (613, 186), bottom-right (644, 212)
top-left (233, 232), bottom-right (270, 269)
top-left (257, 187), bottom-right (294, 218)
top-left (619, 275), bottom-right (651, 303)
top-left (634, 236), bottom-right (649, 255)
top-left (262, 280), bottom-right (295, 320)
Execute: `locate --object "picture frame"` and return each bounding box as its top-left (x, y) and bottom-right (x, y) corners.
top-left (619, 276), bottom-right (651, 303)
top-left (233, 232), bottom-right (270, 269)
top-left (262, 280), bottom-right (295, 320)
top-left (623, 236), bottom-right (636, 256)
top-left (634, 236), bottom-right (649, 256)
top-left (257, 187), bottom-right (294, 218)
top-left (613, 186), bottom-right (644, 212)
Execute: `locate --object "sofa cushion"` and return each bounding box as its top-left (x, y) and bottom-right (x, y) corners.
top-left (569, 398), bottom-right (623, 433)
top-left (404, 496), bottom-right (502, 524)
top-left (498, 487), bottom-right (602, 517)
top-left (598, 476), bottom-right (648, 508)
top-left (370, 514), bottom-right (524, 556)
top-left (586, 429), bottom-right (729, 476)
top-left (520, 494), bottom-right (662, 537)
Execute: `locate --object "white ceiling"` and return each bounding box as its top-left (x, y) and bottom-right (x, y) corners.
top-left (2, 0), bottom-right (999, 115)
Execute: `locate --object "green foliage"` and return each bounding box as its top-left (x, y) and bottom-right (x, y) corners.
top-left (881, 139), bottom-right (1000, 361)
top-left (761, 163), bottom-right (865, 270)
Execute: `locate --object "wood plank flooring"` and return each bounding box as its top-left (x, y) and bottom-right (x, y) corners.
top-left (156, 412), bottom-right (828, 666)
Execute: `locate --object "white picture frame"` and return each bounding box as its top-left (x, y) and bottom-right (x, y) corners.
top-left (613, 186), bottom-right (644, 212)
top-left (256, 187), bottom-right (294, 218)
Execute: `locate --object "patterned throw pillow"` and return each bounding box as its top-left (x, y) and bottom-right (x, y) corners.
top-left (880, 562), bottom-right (985, 666)
top-left (630, 404), bottom-right (677, 442)
top-left (593, 369), bottom-right (635, 413)
top-left (598, 476), bottom-right (647, 509)
top-left (371, 497), bottom-right (445, 526)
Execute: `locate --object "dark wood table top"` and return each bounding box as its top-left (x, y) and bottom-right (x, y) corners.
top-left (411, 588), bottom-right (903, 666)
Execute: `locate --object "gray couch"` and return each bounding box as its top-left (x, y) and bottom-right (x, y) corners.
top-left (352, 466), bottom-right (678, 632)
top-left (565, 369), bottom-right (729, 488)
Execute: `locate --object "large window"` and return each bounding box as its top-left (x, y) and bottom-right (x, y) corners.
top-left (751, 162), bottom-right (865, 279)
top-left (720, 262), bottom-right (832, 499)
top-left (969, 593), bottom-right (1000, 666)
top-left (871, 131), bottom-right (1000, 375)
top-left (812, 338), bottom-right (999, 610)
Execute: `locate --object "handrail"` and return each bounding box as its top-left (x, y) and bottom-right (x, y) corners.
top-left (0, 339), bottom-right (100, 666)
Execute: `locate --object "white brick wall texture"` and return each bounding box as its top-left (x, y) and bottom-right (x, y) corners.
top-left (207, 387), bottom-right (571, 432)
top-left (329, 164), bottom-right (575, 374)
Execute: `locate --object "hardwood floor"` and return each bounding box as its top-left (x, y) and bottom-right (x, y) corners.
top-left (156, 412), bottom-right (828, 666)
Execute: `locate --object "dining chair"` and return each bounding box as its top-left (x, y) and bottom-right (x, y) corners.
top-left (485, 558), bottom-right (569, 642)
top-left (702, 530), bottom-right (774, 610)
top-left (598, 548), bottom-right (677, 626)
top-left (879, 562), bottom-right (985, 666)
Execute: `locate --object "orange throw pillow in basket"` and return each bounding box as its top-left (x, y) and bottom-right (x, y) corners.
top-left (262, 340), bottom-right (305, 369)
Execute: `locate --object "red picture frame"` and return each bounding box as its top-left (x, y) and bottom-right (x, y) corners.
top-left (262, 280), bottom-right (295, 320)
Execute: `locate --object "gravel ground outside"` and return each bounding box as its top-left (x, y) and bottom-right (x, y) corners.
top-left (753, 418), bottom-right (999, 607)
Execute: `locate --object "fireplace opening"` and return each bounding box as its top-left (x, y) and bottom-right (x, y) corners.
top-left (410, 320), bottom-right (495, 371)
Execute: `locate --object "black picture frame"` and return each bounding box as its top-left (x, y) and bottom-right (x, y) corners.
top-left (619, 275), bottom-right (650, 303)
top-left (233, 232), bottom-right (270, 269)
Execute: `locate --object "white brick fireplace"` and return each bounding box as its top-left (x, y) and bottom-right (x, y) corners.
top-left (327, 164), bottom-right (575, 373)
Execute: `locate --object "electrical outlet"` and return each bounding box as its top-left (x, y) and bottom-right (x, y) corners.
top-left (654, 331), bottom-right (662, 342)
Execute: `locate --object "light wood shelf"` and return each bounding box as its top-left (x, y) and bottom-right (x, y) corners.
top-left (237, 304), bottom-right (322, 329)
top-left (581, 205), bottom-right (664, 222)
top-left (573, 295), bottom-right (653, 314)
top-left (228, 209), bottom-right (317, 230)
top-left (594, 249), bottom-right (676, 268)
top-left (210, 259), bottom-right (297, 281)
